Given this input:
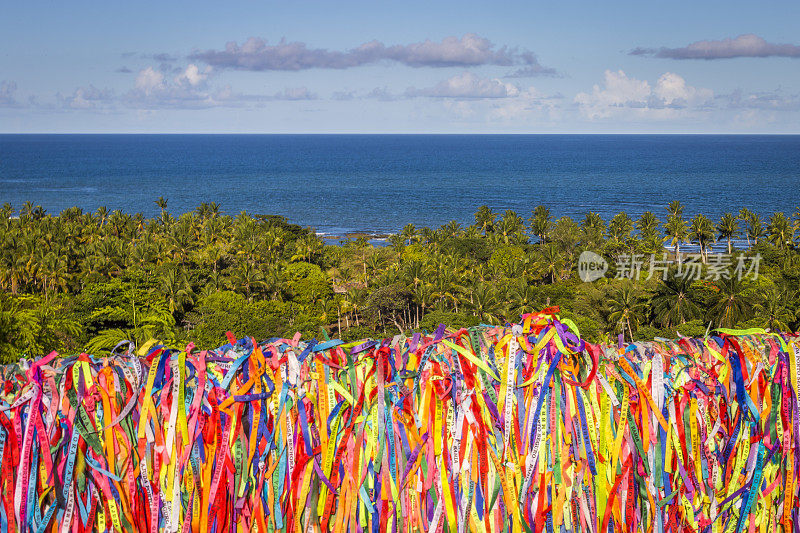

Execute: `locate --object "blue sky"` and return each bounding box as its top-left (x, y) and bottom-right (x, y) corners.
top-left (1, 0), bottom-right (799, 133)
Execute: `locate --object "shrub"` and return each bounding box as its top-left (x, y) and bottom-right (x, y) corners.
top-left (283, 262), bottom-right (331, 304)
top-left (419, 311), bottom-right (480, 332)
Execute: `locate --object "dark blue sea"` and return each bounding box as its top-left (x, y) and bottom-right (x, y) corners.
top-left (1, 134), bottom-right (798, 236)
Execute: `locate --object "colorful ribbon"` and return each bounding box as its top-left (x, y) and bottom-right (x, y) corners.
top-left (0, 309), bottom-right (798, 532)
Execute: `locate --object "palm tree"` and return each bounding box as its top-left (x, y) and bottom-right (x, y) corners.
top-left (365, 253), bottom-right (386, 280)
top-left (412, 283), bottom-right (435, 327)
top-left (262, 227), bottom-right (285, 262)
top-left (666, 201), bottom-right (684, 219)
top-left (169, 221), bottom-right (197, 264)
top-left (230, 260), bottom-right (266, 301)
top-left (650, 272), bottom-right (700, 328)
top-left (636, 211), bottom-right (661, 252)
top-left (794, 206), bottom-right (800, 237)
top-left (85, 304), bottom-right (178, 353)
top-left (744, 212), bottom-right (764, 246)
top-left (403, 260), bottom-right (429, 289)
top-left (738, 208), bottom-right (754, 247)
top-left (292, 234), bottom-right (323, 262)
top-left (663, 215), bottom-right (689, 264)
top-left (441, 220), bottom-right (463, 239)
top-left (474, 205), bottom-right (496, 235)
top-left (158, 264), bottom-right (194, 314)
top-left (709, 276), bottom-right (755, 328)
top-left (400, 224), bottom-right (418, 246)
top-left (767, 212), bottom-right (794, 250)
top-left (497, 210), bottom-right (526, 245)
top-left (528, 205), bottom-right (553, 245)
top-left (716, 213), bottom-right (740, 254)
top-left (581, 212), bottom-right (606, 249)
top-left (387, 234), bottom-right (405, 252)
top-left (536, 244), bottom-right (565, 283)
top-left (550, 216), bottom-right (581, 266)
top-left (343, 288), bottom-right (367, 327)
top-left (155, 196), bottom-right (168, 214)
top-left (196, 202), bottom-right (221, 221)
top-left (607, 212), bottom-right (635, 256)
top-left (95, 206), bottom-right (110, 227)
top-left (753, 286), bottom-right (797, 332)
top-left (419, 227), bottom-right (437, 245)
top-left (40, 252), bottom-right (69, 298)
top-left (604, 283), bottom-right (646, 340)
top-left (510, 283), bottom-right (541, 317)
top-left (19, 201), bottom-right (36, 222)
top-left (688, 214), bottom-right (716, 263)
top-left (467, 282), bottom-right (499, 324)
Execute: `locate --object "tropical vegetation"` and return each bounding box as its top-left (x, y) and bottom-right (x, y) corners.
top-left (1, 200), bottom-right (799, 362)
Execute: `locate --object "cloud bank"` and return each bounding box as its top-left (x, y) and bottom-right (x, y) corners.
top-left (723, 89), bottom-right (800, 111)
top-left (406, 72), bottom-right (520, 98)
top-left (189, 34), bottom-right (553, 74)
top-left (575, 70), bottom-right (713, 119)
top-left (58, 85), bottom-right (114, 109)
top-left (631, 34), bottom-right (800, 60)
top-left (52, 65), bottom-right (318, 111)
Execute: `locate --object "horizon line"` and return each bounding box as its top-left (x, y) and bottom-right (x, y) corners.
top-left (2, 132), bottom-right (800, 135)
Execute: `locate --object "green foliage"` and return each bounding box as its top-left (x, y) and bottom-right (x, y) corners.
top-left (419, 311), bottom-right (480, 331)
top-left (0, 294), bottom-right (81, 363)
top-left (0, 202), bottom-right (798, 359)
top-left (188, 291), bottom-right (283, 348)
top-left (283, 262), bottom-right (332, 303)
top-left (439, 237), bottom-right (493, 263)
top-left (559, 312), bottom-right (603, 343)
top-left (341, 325), bottom-right (378, 342)
top-left (635, 326), bottom-right (668, 342)
top-left (676, 319), bottom-right (709, 338)
top-left (488, 246), bottom-right (527, 278)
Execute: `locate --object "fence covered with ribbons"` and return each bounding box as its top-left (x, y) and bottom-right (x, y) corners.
top-left (0, 309), bottom-right (798, 533)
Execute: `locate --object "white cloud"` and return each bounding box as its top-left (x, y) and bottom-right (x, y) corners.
top-left (575, 70), bottom-right (649, 114)
top-left (59, 85), bottom-right (114, 109)
top-left (487, 87), bottom-right (562, 121)
top-left (406, 72), bottom-right (520, 99)
top-left (135, 67), bottom-right (166, 95)
top-left (126, 65), bottom-right (235, 108)
top-left (175, 64), bottom-right (211, 87)
top-left (653, 72), bottom-right (713, 107)
top-left (123, 65), bottom-right (318, 108)
top-left (421, 83), bottom-right (563, 126)
top-left (575, 70), bottom-right (713, 119)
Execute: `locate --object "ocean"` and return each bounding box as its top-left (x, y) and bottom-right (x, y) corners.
top-left (1, 134), bottom-right (799, 237)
